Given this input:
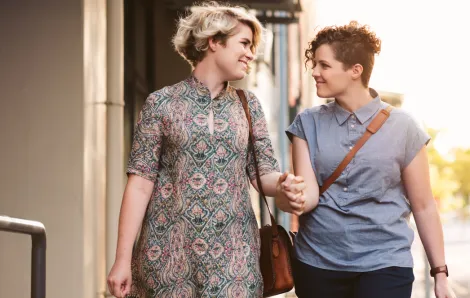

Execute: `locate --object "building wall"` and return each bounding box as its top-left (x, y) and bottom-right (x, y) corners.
top-left (153, 2), bottom-right (192, 90)
top-left (0, 1), bottom-right (85, 297)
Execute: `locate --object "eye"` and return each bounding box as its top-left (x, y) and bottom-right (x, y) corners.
top-left (241, 41), bottom-right (249, 47)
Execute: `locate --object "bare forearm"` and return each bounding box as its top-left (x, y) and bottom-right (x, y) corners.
top-left (413, 201), bottom-right (446, 268)
top-left (115, 183), bottom-right (152, 263)
top-left (255, 171), bottom-right (281, 197)
top-left (301, 190), bottom-right (319, 213)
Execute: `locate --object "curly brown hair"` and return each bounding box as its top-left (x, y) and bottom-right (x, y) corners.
top-left (305, 21), bottom-right (381, 87)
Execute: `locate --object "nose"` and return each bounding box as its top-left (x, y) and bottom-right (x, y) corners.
top-left (245, 48), bottom-right (254, 61)
top-left (311, 65), bottom-right (320, 78)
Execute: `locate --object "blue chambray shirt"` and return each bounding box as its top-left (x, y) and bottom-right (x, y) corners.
top-left (286, 89), bottom-right (430, 272)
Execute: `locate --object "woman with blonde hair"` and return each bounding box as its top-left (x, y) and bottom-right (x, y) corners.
top-left (107, 2), bottom-right (305, 297)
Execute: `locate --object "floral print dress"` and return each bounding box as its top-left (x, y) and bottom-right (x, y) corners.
top-left (127, 76), bottom-right (279, 298)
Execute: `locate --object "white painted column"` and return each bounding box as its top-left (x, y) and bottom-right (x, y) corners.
top-left (83, 0), bottom-right (107, 297)
top-left (105, 1), bottom-right (125, 297)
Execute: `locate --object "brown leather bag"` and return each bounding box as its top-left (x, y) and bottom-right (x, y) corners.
top-left (237, 89), bottom-right (393, 297)
top-left (237, 89), bottom-right (295, 297)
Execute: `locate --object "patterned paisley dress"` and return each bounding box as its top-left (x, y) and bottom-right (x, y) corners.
top-left (127, 76), bottom-right (279, 298)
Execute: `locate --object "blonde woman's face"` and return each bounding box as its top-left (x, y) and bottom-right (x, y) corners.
top-left (213, 23), bottom-right (254, 81)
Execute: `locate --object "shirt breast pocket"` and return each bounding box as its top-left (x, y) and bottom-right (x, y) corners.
top-left (353, 157), bottom-right (400, 201)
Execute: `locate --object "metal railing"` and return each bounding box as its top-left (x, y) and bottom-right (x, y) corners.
top-left (0, 215), bottom-right (46, 298)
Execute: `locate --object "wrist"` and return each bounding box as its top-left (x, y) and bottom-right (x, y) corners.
top-left (115, 251), bottom-right (132, 264)
top-left (430, 264), bottom-right (448, 278)
top-left (434, 272), bottom-right (448, 282)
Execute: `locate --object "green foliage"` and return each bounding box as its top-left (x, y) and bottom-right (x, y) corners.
top-left (426, 128), bottom-right (470, 210)
top-left (452, 148), bottom-right (470, 205)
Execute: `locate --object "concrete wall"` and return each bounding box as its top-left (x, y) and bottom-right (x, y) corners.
top-left (0, 1), bottom-right (85, 297)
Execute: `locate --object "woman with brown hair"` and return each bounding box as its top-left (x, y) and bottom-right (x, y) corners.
top-left (278, 21), bottom-right (455, 298)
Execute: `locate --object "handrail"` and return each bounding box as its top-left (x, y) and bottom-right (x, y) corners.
top-left (0, 215), bottom-right (46, 298)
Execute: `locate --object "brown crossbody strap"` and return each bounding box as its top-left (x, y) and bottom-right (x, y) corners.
top-left (319, 105), bottom-right (393, 195)
top-left (236, 89), bottom-right (279, 236)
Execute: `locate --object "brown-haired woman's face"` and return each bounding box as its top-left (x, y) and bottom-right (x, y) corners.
top-left (311, 44), bottom-right (353, 98)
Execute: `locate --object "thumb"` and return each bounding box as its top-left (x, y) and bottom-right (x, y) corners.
top-left (278, 171), bottom-right (288, 183)
top-left (122, 280), bottom-right (131, 297)
top-left (293, 176), bottom-right (304, 183)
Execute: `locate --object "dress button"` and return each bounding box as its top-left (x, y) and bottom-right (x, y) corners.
top-left (343, 187), bottom-right (348, 192)
top-left (349, 146), bottom-right (353, 150)
top-left (351, 124), bottom-right (355, 128)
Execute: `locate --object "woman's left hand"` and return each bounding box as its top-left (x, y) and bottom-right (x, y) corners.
top-left (434, 274), bottom-right (456, 298)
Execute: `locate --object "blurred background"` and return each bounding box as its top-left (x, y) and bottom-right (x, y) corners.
top-left (0, 0), bottom-right (468, 297)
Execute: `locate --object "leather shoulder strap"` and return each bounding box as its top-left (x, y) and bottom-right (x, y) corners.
top-left (319, 105), bottom-right (393, 195)
top-left (236, 89), bottom-right (279, 234)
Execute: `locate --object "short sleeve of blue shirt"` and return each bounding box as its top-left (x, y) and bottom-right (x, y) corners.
top-left (286, 112), bottom-right (307, 141)
top-left (403, 115), bottom-right (431, 169)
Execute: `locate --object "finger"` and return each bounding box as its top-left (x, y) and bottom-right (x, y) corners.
top-left (296, 195), bottom-right (306, 204)
top-left (278, 171), bottom-right (289, 183)
top-left (289, 183), bottom-right (306, 194)
top-left (277, 172), bottom-right (289, 192)
top-left (123, 281), bottom-right (132, 296)
top-left (289, 201), bottom-right (305, 210)
top-left (293, 176), bottom-right (305, 183)
top-left (282, 173), bottom-right (295, 188)
top-left (285, 191), bottom-right (305, 203)
top-left (112, 282), bottom-right (122, 298)
top-left (283, 191), bottom-right (300, 202)
top-left (107, 279), bottom-right (115, 295)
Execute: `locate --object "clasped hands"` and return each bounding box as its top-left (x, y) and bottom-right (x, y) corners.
top-left (277, 172), bottom-right (306, 216)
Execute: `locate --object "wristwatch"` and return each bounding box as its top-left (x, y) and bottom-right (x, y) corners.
top-left (430, 265), bottom-right (449, 277)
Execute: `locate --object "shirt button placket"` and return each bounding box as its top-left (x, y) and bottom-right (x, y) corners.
top-left (348, 114), bottom-right (358, 150)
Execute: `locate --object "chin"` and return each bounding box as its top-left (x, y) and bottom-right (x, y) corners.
top-left (230, 72), bottom-right (246, 82)
top-left (316, 90), bottom-right (335, 99)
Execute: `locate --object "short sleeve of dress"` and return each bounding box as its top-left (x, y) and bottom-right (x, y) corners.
top-left (286, 113), bottom-right (306, 142)
top-left (245, 91), bottom-right (280, 181)
top-left (126, 92), bottom-right (164, 182)
top-left (402, 114), bottom-right (431, 169)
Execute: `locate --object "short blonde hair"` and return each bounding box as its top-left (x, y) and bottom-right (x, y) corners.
top-left (172, 1), bottom-right (264, 68)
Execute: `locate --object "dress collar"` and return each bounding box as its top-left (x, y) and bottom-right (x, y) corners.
top-left (187, 74), bottom-right (230, 99)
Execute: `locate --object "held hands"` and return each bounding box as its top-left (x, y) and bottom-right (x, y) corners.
top-left (277, 171), bottom-right (306, 216)
top-left (107, 259), bottom-right (132, 298)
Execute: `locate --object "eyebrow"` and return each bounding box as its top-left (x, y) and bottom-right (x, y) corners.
top-left (240, 37), bottom-right (252, 45)
top-left (315, 59), bottom-right (330, 65)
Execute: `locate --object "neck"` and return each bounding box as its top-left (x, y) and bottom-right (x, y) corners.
top-left (335, 84), bottom-right (374, 112)
top-left (193, 60), bottom-right (226, 99)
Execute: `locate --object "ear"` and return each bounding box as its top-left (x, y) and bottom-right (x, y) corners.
top-left (351, 64), bottom-right (364, 80)
top-left (208, 37), bottom-right (219, 52)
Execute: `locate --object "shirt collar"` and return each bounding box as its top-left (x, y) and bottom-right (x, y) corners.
top-left (186, 74), bottom-right (230, 99)
top-left (334, 88), bottom-right (381, 125)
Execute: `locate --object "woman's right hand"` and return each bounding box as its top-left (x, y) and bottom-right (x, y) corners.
top-left (107, 260), bottom-right (132, 297)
